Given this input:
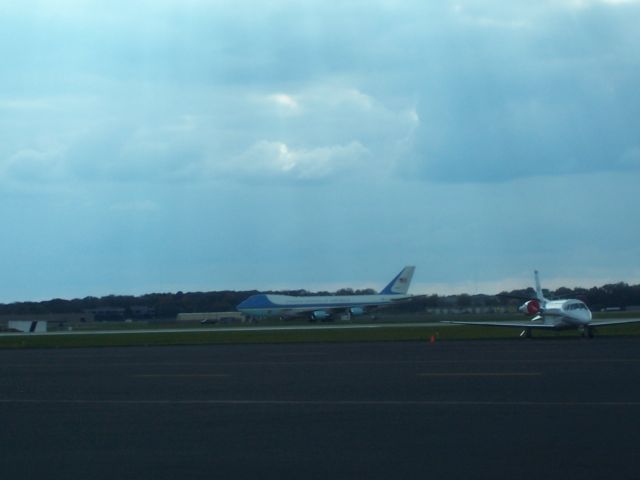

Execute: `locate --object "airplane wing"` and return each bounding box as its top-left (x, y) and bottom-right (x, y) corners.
top-left (389, 294), bottom-right (428, 302)
top-left (589, 318), bottom-right (640, 327)
top-left (440, 320), bottom-right (557, 330)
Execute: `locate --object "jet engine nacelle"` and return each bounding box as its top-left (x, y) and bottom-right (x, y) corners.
top-left (519, 299), bottom-right (541, 316)
top-left (349, 307), bottom-right (365, 316)
top-left (310, 310), bottom-right (331, 321)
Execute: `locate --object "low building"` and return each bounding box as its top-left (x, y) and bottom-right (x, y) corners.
top-left (176, 312), bottom-right (245, 324)
top-left (8, 319), bottom-right (47, 333)
top-left (130, 306), bottom-right (156, 319)
top-left (84, 308), bottom-right (126, 321)
top-left (0, 313), bottom-right (87, 331)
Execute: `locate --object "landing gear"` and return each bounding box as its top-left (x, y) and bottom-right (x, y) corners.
top-left (581, 326), bottom-right (595, 338)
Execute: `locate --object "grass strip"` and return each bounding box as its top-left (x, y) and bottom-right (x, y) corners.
top-left (1, 322), bottom-right (640, 349)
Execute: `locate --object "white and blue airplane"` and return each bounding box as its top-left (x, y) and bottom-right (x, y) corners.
top-left (442, 270), bottom-right (640, 338)
top-left (237, 266), bottom-right (417, 321)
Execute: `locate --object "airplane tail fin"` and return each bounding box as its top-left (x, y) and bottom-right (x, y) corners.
top-left (380, 266), bottom-right (415, 295)
top-left (534, 270), bottom-right (546, 302)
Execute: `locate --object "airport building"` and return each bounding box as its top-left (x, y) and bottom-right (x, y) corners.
top-left (176, 312), bottom-right (245, 324)
top-left (0, 313), bottom-right (88, 332)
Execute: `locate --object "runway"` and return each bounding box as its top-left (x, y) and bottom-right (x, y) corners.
top-left (1, 339), bottom-right (640, 479)
top-left (0, 321), bottom-right (448, 336)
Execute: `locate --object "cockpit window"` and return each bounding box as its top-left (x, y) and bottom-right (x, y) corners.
top-left (566, 303), bottom-right (587, 310)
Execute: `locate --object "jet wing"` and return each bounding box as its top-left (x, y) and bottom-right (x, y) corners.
top-left (440, 320), bottom-right (557, 330)
top-left (589, 318), bottom-right (640, 327)
top-left (389, 294), bottom-right (427, 302)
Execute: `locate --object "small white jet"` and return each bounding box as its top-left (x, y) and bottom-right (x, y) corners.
top-left (237, 266), bottom-right (417, 321)
top-left (442, 271), bottom-right (640, 338)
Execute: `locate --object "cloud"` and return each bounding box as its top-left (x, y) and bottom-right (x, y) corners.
top-left (0, 1), bottom-right (639, 302)
top-left (565, 0), bottom-right (640, 8)
top-left (0, 98), bottom-right (54, 110)
top-left (2, 1), bottom-right (638, 189)
top-left (2, 147), bottom-right (68, 186)
top-left (1, 67), bottom-right (420, 188)
top-left (109, 199), bottom-right (159, 213)
top-left (227, 140), bottom-right (369, 182)
top-left (451, 3), bottom-right (531, 29)
top-left (62, 125), bottom-right (205, 184)
top-left (265, 93), bottom-right (300, 114)
top-left (399, 2), bottom-right (640, 183)
top-left (620, 146), bottom-right (640, 167)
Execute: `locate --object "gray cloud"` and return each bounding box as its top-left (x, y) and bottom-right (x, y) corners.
top-left (398, 2), bottom-right (640, 182)
top-left (4, 1), bottom-right (637, 187)
top-left (1, 1), bottom-right (639, 301)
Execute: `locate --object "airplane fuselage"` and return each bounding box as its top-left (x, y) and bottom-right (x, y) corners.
top-left (237, 293), bottom-right (413, 318)
top-left (442, 271), bottom-right (640, 337)
top-left (236, 266), bottom-right (417, 320)
top-left (538, 299), bottom-right (593, 329)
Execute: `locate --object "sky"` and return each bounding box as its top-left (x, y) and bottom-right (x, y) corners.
top-left (1, 0), bottom-right (639, 302)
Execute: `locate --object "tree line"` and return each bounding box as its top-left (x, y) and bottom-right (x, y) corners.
top-left (0, 282), bottom-right (639, 318)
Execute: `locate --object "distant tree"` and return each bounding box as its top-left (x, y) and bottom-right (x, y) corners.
top-left (456, 294), bottom-right (470, 308)
top-left (336, 288), bottom-right (355, 296)
top-left (554, 287), bottom-right (573, 298)
top-left (2, 281), bottom-right (640, 318)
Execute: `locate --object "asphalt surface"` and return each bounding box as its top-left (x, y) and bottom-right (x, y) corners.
top-left (0, 321), bottom-right (449, 336)
top-left (1, 338), bottom-right (640, 480)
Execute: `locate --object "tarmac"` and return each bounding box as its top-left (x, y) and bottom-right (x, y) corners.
top-left (0, 321), bottom-right (449, 336)
top-left (1, 338), bottom-right (640, 479)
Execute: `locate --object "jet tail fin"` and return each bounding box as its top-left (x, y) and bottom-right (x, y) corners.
top-left (534, 270), bottom-right (546, 302)
top-left (380, 266), bottom-right (415, 295)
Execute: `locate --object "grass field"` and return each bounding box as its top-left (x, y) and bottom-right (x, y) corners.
top-left (1, 312), bottom-right (640, 348)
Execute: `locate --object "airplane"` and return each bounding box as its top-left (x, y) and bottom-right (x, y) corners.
top-left (441, 270), bottom-right (640, 338)
top-left (237, 266), bottom-right (418, 321)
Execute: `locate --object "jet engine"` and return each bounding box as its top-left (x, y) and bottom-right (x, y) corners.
top-left (519, 299), bottom-right (541, 316)
top-left (310, 311), bottom-right (331, 321)
top-left (349, 307), bottom-right (366, 316)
